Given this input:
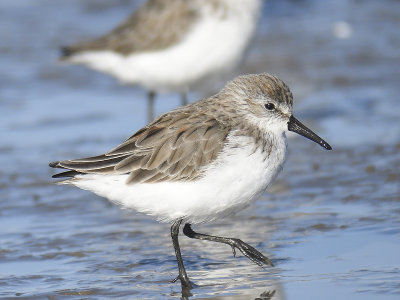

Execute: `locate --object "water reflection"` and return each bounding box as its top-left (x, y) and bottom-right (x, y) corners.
top-left (1, 0), bottom-right (400, 298)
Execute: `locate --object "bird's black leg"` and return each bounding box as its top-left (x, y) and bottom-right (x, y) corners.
top-left (183, 223), bottom-right (273, 267)
top-left (171, 219), bottom-right (192, 289)
top-left (147, 91), bottom-right (156, 122)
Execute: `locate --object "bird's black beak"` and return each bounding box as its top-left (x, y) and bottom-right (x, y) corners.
top-left (288, 115), bottom-right (332, 150)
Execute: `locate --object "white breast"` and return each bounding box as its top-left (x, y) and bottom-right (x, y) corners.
top-left (69, 132), bottom-right (288, 224)
top-left (68, 0), bottom-right (261, 92)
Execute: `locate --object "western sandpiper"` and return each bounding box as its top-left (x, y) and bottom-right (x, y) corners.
top-left (50, 73), bottom-right (332, 289)
top-left (60, 0), bottom-right (262, 121)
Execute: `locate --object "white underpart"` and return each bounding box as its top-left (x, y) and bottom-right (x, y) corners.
top-left (67, 0), bottom-right (261, 92)
top-left (67, 131), bottom-right (288, 224)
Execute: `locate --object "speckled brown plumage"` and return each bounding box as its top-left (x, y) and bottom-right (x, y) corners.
top-left (50, 74), bottom-right (293, 183)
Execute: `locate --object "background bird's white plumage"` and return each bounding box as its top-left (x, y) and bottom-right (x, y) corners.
top-left (66, 132), bottom-right (287, 224)
top-left (67, 0), bottom-right (261, 92)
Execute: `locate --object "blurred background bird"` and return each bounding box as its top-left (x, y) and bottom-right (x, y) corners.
top-left (60, 0), bottom-right (262, 121)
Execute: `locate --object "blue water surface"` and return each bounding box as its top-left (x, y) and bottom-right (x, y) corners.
top-left (0, 0), bottom-right (399, 299)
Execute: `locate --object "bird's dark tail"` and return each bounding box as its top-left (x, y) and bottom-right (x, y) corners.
top-left (49, 161), bottom-right (84, 179)
top-left (49, 161), bottom-right (60, 168)
top-left (59, 46), bottom-right (75, 60)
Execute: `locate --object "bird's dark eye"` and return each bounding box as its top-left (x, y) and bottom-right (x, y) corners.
top-left (264, 103), bottom-right (275, 111)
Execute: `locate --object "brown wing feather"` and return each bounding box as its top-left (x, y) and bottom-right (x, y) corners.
top-left (62, 0), bottom-right (199, 57)
top-left (50, 108), bottom-right (230, 184)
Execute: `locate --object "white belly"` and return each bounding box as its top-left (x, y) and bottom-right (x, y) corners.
top-left (69, 134), bottom-right (288, 224)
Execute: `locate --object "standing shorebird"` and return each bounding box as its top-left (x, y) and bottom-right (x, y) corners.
top-left (60, 0), bottom-right (262, 121)
top-left (49, 74), bottom-right (332, 290)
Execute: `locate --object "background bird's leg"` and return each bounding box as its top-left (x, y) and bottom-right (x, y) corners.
top-left (180, 92), bottom-right (188, 106)
top-left (171, 219), bottom-right (193, 289)
top-left (183, 223), bottom-right (273, 267)
top-left (147, 91), bottom-right (156, 122)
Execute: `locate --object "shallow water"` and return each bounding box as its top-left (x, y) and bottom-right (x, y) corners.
top-left (1, 0), bottom-right (400, 299)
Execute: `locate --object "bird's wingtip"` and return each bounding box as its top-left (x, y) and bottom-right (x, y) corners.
top-left (49, 161), bottom-right (60, 168)
top-left (60, 46), bottom-right (73, 59)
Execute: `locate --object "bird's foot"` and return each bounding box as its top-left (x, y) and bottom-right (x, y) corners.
top-left (230, 238), bottom-right (274, 267)
top-left (171, 274), bottom-right (193, 290)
